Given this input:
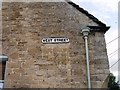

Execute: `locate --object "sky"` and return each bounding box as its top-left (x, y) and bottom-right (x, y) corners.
top-left (0, 0), bottom-right (119, 88)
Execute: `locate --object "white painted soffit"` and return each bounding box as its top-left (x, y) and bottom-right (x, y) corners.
top-left (0, 56), bottom-right (8, 59)
top-left (0, 56), bottom-right (8, 61)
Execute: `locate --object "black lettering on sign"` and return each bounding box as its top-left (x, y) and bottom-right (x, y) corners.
top-left (42, 37), bottom-right (69, 44)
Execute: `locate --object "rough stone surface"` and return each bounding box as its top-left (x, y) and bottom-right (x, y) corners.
top-left (1, 2), bottom-right (109, 88)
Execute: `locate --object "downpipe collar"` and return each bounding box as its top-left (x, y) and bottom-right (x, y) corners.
top-left (81, 27), bottom-right (90, 37)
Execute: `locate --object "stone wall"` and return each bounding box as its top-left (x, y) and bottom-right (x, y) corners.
top-left (2, 2), bottom-right (109, 88)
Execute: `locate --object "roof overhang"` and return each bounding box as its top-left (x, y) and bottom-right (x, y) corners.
top-left (67, 1), bottom-right (110, 33)
top-left (88, 26), bottom-right (110, 33)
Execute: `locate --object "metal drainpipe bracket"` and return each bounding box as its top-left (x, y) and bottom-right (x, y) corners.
top-left (81, 27), bottom-right (90, 37)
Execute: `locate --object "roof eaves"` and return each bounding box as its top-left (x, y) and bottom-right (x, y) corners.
top-left (67, 2), bottom-right (107, 27)
top-left (87, 26), bottom-right (110, 33)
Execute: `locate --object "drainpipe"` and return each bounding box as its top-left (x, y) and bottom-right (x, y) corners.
top-left (82, 27), bottom-right (91, 90)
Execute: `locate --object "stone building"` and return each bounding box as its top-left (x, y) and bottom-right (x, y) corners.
top-left (0, 0), bottom-right (110, 88)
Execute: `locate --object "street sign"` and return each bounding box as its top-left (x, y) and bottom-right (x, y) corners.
top-left (42, 37), bottom-right (69, 44)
